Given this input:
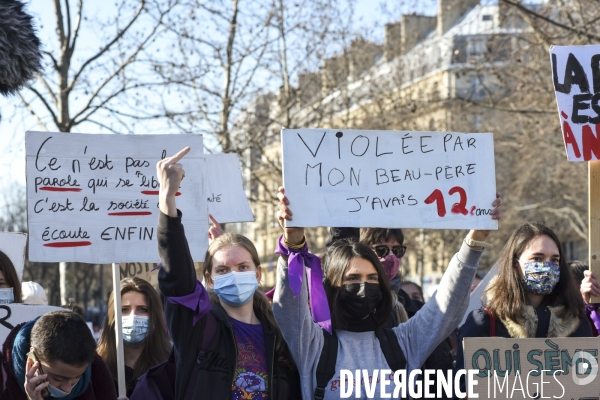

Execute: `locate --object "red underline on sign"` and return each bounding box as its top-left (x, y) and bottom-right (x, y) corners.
top-left (39, 187), bottom-right (82, 192)
top-left (108, 211), bottom-right (153, 216)
top-left (141, 190), bottom-right (181, 196)
top-left (43, 241), bottom-right (92, 248)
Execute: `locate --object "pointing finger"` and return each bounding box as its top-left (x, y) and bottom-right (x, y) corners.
top-left (169, 146), bottom-right (191, 164)
top-left (208, 214), bottom-right (220, 227)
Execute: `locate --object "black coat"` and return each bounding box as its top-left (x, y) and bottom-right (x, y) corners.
top-left (157, 210), bottom-right (301, 400)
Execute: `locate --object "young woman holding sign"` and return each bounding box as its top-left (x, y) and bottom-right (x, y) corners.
top-left (154, 147), bottom-right (300, 399)
top-left (273, 186), bottom-right (502, 400)
top-left (97, 277), bottom-right (171, 397)
top-left (455, 223), bottom-right (592, 394)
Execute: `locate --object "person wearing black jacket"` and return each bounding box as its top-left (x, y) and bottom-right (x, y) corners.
top-left (155, 147), bottom-right (300, 400)
top-left (455, 222), bottom-right (592, 397)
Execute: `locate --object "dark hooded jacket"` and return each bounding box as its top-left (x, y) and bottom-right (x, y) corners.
top-left (157, 210), bottom-right (301, 400)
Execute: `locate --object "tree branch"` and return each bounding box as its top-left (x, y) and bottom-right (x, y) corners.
top-left (501, 0), bottom-right (600, 41)
top-left (66, 0), bottom-right (146, 93)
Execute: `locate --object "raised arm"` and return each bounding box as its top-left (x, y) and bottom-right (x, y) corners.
top-left (156, 146), bottom-right (198, 297)
top-left (272, 187), bottom-right (324, 372)
top-left (394, 193), bottom-right (503, 370)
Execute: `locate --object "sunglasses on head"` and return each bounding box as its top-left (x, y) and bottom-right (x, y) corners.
top-left (372, 245), bottom-right (406, 258)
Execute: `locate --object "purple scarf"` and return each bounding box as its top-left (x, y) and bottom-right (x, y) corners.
top-left (168, 280), bottom-right (211, 326)
top-left (585, 304), bottom-right (600, 336)
top-left (275, 235), bottom-right (332, 333)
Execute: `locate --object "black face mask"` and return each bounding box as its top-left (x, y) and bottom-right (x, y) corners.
top-left (340, 282), bottom-right (382, 322)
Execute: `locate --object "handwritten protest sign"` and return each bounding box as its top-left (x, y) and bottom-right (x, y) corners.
top-left (463, 337), bottom-right (600, 399)
top-left (26, 132), bottom-right (207, 263)
top-left (205, 153), bottom-right (254, 223)
top-left (550, 45), bottom-right (600, 161)
top-left (0, 232), bottom-right (27, 281)
top-left (281, 128), bottom-right (497, 229)
top-left (0, 304), bottom-right (63, 344)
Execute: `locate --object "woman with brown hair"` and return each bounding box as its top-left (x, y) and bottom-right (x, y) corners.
top-left (97, 277), bottom-right (171, 397)
top-left (154, 146), bottom-right (299, 399)
top-left (0, 250), bottom-right (23, 303)
top-left (455, 222), bottom-right (592, 393)
top-left (274, 187), bottom-right (502, 399)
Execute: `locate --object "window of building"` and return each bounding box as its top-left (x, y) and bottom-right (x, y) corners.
top-left (467, 38), bottom-right (486, 62)
top-left (482, 15), bottom-right (492, 21)
top-left (470, 76), bottom-right (486, 100)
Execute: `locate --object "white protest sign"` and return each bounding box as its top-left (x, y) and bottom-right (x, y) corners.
top-left (0, 232), bottom-right (27, 281)
top-left (281, 128), bottom-right (497, 229)
top-left (0, 304), bottom-right (63, 344)
top-left (550, 45), bottom-right (600, 161)
top-left (26, 132), bottom-right (207, 263)
top-left (205, 153), bottom-right (254, 223)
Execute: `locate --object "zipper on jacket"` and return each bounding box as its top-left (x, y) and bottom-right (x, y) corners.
top-left (229, 328), bottom-right (238, 399)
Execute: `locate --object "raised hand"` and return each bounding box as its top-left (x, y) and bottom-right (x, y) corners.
top-left (24, 357), bottom-right (49, 400)
top-left (208, 214), bottom-right (224, 244)
top-left (467, 192), bottom-right (503, 245)
top-left (157, 146), bottom-right (190, 217)
top-left (276, 186), bottom-right (304, 245)
top-left (581, 270), bottom-right (600, 304)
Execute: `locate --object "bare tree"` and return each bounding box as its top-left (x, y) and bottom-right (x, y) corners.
top-left (8, 0), bottom-right (180, 307)
top-left (17, 0), bottom-right (178, 134)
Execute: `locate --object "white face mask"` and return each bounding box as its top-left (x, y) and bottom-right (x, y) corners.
top-left (0, 288), bottom-right (14, 304)
top-left (122, 314), bottom-right (149, 347)
top-left (47, 378), bottom-right (80, 398)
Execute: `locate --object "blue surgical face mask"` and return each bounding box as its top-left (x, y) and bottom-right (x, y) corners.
top-left (122, 314), bottom-right (149, 347)
top-left (47, 378), bottom-right (80, 398)
top-left (518, 260), bottom-right (560, 295)
top-left (213, 271), bottom-right (258, 307)
top-left (0, 288), bottom-right (14, 304)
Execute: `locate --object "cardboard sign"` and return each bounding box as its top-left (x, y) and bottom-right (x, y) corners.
top-left (281, 128), bottom-right (498, 229)
top-left (0, 304), bottom-right (63, 344)
top-left (550, 45), bottom-right (600, 161)
top-left (0, 232), bottom-right (27, 281)
top-left (205, 153), bottom-right (254, 223)
top-left (26, 132), bottom-right (207, 263)
top-left (119, 262), bottom-right (159, 286)
top-left (463, 337), bottom-right (600, 399)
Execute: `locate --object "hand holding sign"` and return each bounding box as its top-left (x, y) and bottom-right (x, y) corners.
top-left (157, 146), bottom-right (190, 217)
top-left (277, 187), bottom-right (304, 245)
top-left (581, 270), bottom-right (600, 304)
top-left (465, 192), bottom-right (503, 247)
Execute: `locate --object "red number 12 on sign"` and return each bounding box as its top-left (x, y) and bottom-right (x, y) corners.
top-left (424, 186), bottom-right (468, 217)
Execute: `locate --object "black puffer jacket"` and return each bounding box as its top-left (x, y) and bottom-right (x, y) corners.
top-left (157, 210), bottom-right (301, 400)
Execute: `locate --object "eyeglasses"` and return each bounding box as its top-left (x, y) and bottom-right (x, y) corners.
top-left (372, 245), bottom-right (407, 259)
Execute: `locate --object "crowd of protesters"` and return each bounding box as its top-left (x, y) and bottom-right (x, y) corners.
top-left (0, 146), bottom-right (597, 400)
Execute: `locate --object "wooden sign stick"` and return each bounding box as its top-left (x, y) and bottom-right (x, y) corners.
top-left (589, 161), bottom-right (600, 303)
top-left (112, 263), bottom-right (127, 397)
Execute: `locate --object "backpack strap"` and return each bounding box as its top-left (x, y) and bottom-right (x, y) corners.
top-left (375, 327), bottom-right (406, 372)
top-left (315, 329), bottom-right (338, 400)
top-left (184, 311), bottom-right (218, 398)
top-left (484, 307), bottom-right (496, 337)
